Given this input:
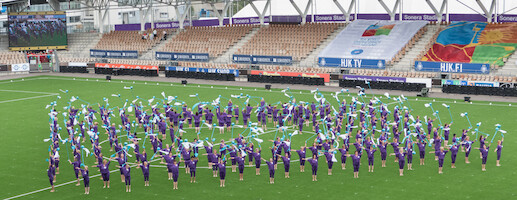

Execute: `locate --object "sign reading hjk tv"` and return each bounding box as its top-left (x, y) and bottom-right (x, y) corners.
top-left (415, 61), bottom-right (490, 74)
top-left (166, 66), bottom-right (239, 77)
top-left (318, 57), bottom-right (386, 69)
top-left (232, 55), bottom-right (292, 65)
top-left (90, 49), bottom-right (138, 59)
top-left (156, 52), bottom-right (209, 62)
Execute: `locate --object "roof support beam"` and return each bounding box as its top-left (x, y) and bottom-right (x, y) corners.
top-left (211, 0), bottom-right (231, 27)
top-left (378, 0), bottom-right (401, 21)
top-left (333, 0), bottom-right (356, 22)
top-left (290, 0), bottom-right (312, 24)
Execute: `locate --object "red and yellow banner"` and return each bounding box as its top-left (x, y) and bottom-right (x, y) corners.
top-left (250, 70), bottom-right (330, 83)
top-left (95, 63), bottom-right (158, 70)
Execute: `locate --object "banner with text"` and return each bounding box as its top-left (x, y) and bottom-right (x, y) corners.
top-left (90, 49), bottom-right (138, 59)
top-left (156, 52), bottom-right (209, 62)
top-left (318, 20), bottom-right (427, 67)
top-left (415, 61), bottom-right (490, 74)
top-left (233, 55), bottom-right (292, 65)
top-left (442, 79), bottom-right (499, 87)
top-left (318, 57), bottom-right (386, 69)
top-left (342, 74), bottom-right (406, 83)
top-left (95, 63), bottom-right (158, 70)
top-left (250, 70), bottom-right (329, 82)
top-left (166, 66), bottom-right (239, 77)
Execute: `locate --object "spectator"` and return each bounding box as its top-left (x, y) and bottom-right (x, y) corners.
top-left (162, 30), bottom-right (167, 40)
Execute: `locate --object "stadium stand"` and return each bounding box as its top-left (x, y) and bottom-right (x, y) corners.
top-left (159, 25), bottom-right (254, 58)
top-left (236, 23), bottom-right (343, 61)
top-left (94, 29), bottom-right (174, 55)
top-left (0, 52), bottom-right (28, 65)
top-left (56, 32), bottom-right (101, 63)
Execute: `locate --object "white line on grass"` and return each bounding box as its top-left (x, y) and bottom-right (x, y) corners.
top-left (5, 126), bottom-right (297, 200)
top-left (3, 159), bottom-right (160, 200)
top-left (0, 89), bottom-right (58, 95)
top-left (0, 94), bottom-right (58, 104)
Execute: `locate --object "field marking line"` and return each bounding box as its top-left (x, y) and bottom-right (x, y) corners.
top-left (0, 94), bottom-right (58, 104)
top-left (4, 126), bottom-right (297, 199)
top-left (0, 89), bottom-right (58, 95)
top-left (3, 158), bottom-right (161, 200)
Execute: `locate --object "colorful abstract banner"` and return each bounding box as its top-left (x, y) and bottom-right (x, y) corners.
top-left (422, 22), bottom-right (517, 66)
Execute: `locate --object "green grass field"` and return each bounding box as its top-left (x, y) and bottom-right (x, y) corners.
top-left (1, 75), bottom-right (516, 199)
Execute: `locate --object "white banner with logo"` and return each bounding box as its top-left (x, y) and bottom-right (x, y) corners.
top-left (11, 63), bottom-right (30, 72)
top-left (318, 20), bottom-right (427, 61)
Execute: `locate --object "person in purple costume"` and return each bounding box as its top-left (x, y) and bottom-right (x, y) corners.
top-left (75, 165), bottom-right (90, 194)
top-left (193, 112), bottom-right (203, 133)
top-left (234, 105), bottom-right (240, 124)
top-left (429, 146), bottom-right (448, 174)
top-left (296, 145), bottom-right (307, 172)
top-left (234, 152), bottom-right (246, 181)
top-left (323, 150), bottom-right (335, 175)
top-left (262, 157), bottom-right (275, 184)
top-left (93, 158), bottom-right (111, 188)
top-left (117, 164), bottom-right (131, 192)
top-left (366, 146), bottom-right (377, 172)
top-left (348, 151), bottom-right (362, 178)
top-left (277, 152), bottom-right (291, 178)
top-left (171, 159), bottom-right (180, 189)
top-left (390, 147), bottom-right (407, 176)
top-left (47, 161), bottom-right (56, 192)
top-left (68, 157), bottom-right (82, 186)
top-left (463, 136), bottom-right (475, 164)
top-left (450, 144), bottom-right (459, 168)
top-left (476, 144), bottom-right (490, 171)
top-left (417, 140), bottom-right (427, 165)
top-left (406, 141), bottom-right (414, 170)
top-left (339, 144), bottom-right (349, 170)
top-left (217, 159), bottom-right (227, 187)
top-left (248, 147), bottom-right (261, 175)
top-left (188, 156), bottom-right (198, 183)
top-left (306, 154), bottom-right (319, 181)
top-left (494, 138), bottom-right (503, 166)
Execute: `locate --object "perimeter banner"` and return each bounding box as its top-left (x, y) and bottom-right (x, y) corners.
top-left (90, 49), bottom-right (138, 59)
top-left (95, 63), bottom-right (158, 70)
top-left (166, 66), bottom-right (239, 77)
top-left (250, 70), bottom-right (330, 83)
top-left (342, 74), bottom-right (406, 83)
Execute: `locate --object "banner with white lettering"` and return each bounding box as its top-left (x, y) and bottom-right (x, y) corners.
top-left (90, 49), bottom-right (138, 59)
top-left (166, 66), bottom-right (239, 77)
top-left (318, 20), bottom-right (427, 67)
top-left (415, 61), bottom-right (490, 74)
top-left (156, 52), bottom-right (209, 62)
top-left (318, 57), bottom-right (385, 69)
top-left (232, 55), bottom-right (292, 65)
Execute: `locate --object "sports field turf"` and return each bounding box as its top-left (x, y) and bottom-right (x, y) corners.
top-left (1, 75), bottom-right (515, 199)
